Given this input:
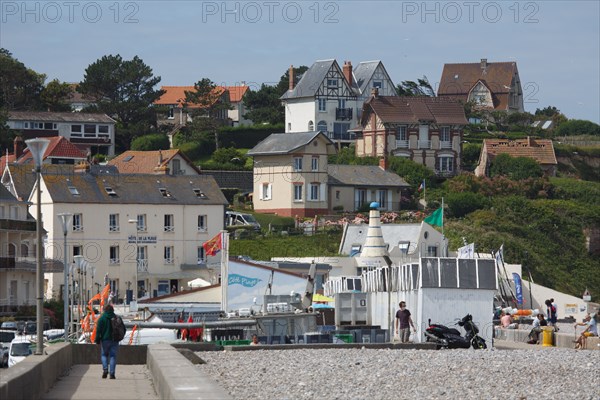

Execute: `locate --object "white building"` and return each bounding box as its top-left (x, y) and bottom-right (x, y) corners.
top-left (4, 163), bottom-right (228, 303)
top-left (280, 60), bottom-right (396, 143)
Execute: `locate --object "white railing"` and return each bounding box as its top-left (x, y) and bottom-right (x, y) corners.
top-left (164, 226), bottom-right (174, 232)
top-left (137, 259), bottom-right (148, 272)
top-left (109, 225), bottom-right (119, 232)
top-left (395, 139), bottom-right (409, 149)
top-left (164, 258), bottom-right (174, 265)
top-left (109, 258), bottom-right (120, 265)
top-left (197, 227), bottom-right (207, 232)
top-left (439, 141), bottom-right (452, 149)
top-left (418, 140), bottom-right (431, 149)
top-left (72, 225), bottom-right (83, 232)
top-left (197, 258), bottom-right (206, 265)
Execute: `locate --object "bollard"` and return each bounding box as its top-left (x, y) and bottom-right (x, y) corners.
top-left (541, 326), bottom-right (554, 347)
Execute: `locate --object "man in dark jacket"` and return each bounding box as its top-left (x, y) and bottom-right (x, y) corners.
top-left (95, 304), bottom-right (119, 379)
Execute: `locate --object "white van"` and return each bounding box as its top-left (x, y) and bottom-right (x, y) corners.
top-left (8, 336), bottom-right (33, 367)
top-left (0, 330), bottom-right (16, 367)
top-left (225, 211), bottom-right (261, 231)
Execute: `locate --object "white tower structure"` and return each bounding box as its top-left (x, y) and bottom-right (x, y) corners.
top-left (359, 202), bottom-right (389, 258)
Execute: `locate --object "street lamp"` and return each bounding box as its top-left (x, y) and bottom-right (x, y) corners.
top-left (128, 219), bottom-right (139, 300)
top-left (26, 138), bottom-right (50, 355)
top-left (57, 213), bottom-right (72, 341)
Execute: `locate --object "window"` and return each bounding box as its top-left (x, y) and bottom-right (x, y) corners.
top-left (373, 80), bottom-right (383, 89)
top-left (164, 214), bottom-right (174, 232)
top-left (311, 157), bottom-right (318, 171)
top-left (318, 98), bottom-right (327, 112)
top-left (317, 120), bottom-right (327, 133)
top-left (137, 214), bottom-right (147, 232)
top-left (438, 156), bottom-right (454, 172)
top-left (172, 159), bottom-right (181, 175)
top-left (197, 215), bottom-right (207, 232)
top-left (338, 99), bottom-right (346, 109)
top-left (377, 189), bottom-right (388, 208)
top-left (71, 124), bottom-right (82, 133)
top-left (98, 125), bottom-right (109, 134)
top-left (350, 245), bottom-right (361, 256)
top-left (327, 78), bottom-right (338, 87)
top-left (260, 183), bottom-right (272, 201)
top-left (109, 214), bottom-right (119, 232)
top-left (335, 191), bottom-right (340, 200)
top-left (164, 246), bottom-right (174, 264)
top-left (72, 245), bottom-right (82, 259)
top-left (84, 124), bottom-right (96, 134)
top-left (109, 246), bottom-right (120, 265)
top-left (293, 157), bottom-right (303, 171)
top-left (192, 189), bottom-right (207, 198)
top-left (396, 126), bottom-right (407, 141)
top-left (355, 189), bottom-right (367, 210)
top-left (427, 246), bottom-right (438, 257)
top-left (309, 183), bottom-right (319, 201)
top-left (72, 214), bottom-right (83, 232)
top-left (197, 247), bottom-right (206, 264)
top-left (159, 188), bottom-right (172, 198)
top-left (294, 184), bottom-right (303, 201)
top-left (168, 107), bottom-right (174, 119)
top-left (440, 127), bottom-right (450, 142)
top-left (68, 185), bottom-right (80, 196)
top-left (0, 205), bottom-right (4, 218)
top-left (398, 241), bottom-right (410, 254)
top-left (308, 121), bottom-right (314, 131)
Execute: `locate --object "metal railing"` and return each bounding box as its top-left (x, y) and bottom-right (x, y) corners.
top-left (439, 141), bottom-right (452, 149)
top-left (327, 132), bottom-right (356, 141)
top-left (335, 107), bottom-right (353, 120)
top-left (395, 139), bottom-right (409, 149)
top-left (418, 140), bottom-right (431, 149)
top-left (137, 259), bottom-right (148, 272)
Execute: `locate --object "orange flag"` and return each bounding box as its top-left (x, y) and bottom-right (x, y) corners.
top-left (202, 232), bottom-right (222, 256)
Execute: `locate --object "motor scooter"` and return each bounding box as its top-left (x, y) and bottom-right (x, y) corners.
top-left (424, 314), bottom-right (487, 349)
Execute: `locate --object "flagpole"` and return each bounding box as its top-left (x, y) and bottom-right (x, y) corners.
top-left (221, 230), bottom-right (229, 313)
top-left (441, 197), bottom-right (444, 237)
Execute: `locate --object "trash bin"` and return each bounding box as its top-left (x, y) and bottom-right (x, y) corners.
top-left (541, 326), bottom-right (554, 347)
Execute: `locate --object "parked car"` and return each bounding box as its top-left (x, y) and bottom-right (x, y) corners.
top-left (8, 336), bottom-right (33, 368)
top-left (225, 211), bottom-right (261, 231)
top-left (0, 321), bottom-right (18, 331)
top-left (0, 330), bottom-right (16, 367)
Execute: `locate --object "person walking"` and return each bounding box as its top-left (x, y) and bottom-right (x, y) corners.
top-left (395, 301), bottom-right (416, 343)
top-left (545, 299), bottom-right (558, 331)
top-left (95, 304), bottom-right (119, 379)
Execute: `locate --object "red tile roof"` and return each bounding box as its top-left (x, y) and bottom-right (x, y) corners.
top-left (18, 136), bottom-right (87, 163)
top-left (438, 61), bottom-right (518, 111)
top-left (483, 138), bottom-right (557, 165)
top-left (154, 86), bottom-right (226, 108)
top-left (364, 96), bottom-right (468, 125)
top-left (107, 149), bottom-right (201, 174)
top-left (224, 86), bottom-right (249, 103)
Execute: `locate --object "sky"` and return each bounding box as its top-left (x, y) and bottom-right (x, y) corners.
top-left (1, 0), bottom-right (599, 122)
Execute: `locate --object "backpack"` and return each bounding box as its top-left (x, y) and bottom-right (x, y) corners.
top-left (111, 315), bottom-right (126, 342)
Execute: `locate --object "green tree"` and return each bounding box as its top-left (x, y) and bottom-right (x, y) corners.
top-left (0, 109), bottom-right (16, 152)
top-left (388, 157), bottom-right (435, 188)
top-left (184, 78), bottom-right (232, 149)
top-left (78, 54), bottom-right (164, 150)
top-left (555, 119), bottom-right (600, 137)
top-left (446, 191), bottom-right (489, 218)
top-left (327, 146), bottom-right (378, 166)
top-left (130, 133), bottom-right (170, 151)
top-left (535, 106), bottom-right (561, 118)
top-left (490, 153), bottom-right (543, 180)
top-left (461, 143), bottom-right (482, 172)
top-left (243, 65), bottom-right (309, 125)
top-left (0, 48), bottom-right (45, 110)
top-left (40, 79), bottom-right (73, 112)
top-left (212, 147), bottom-right (247, 165)
top-left (395, 76), bottom-right (435, 97)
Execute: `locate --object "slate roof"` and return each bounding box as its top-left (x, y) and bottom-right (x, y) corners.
top-left (17, 136), bottom-right (87, 164)
top-left (340, 223), bottom-right (424, 255)
top-left (482, 138), bottom-right (557, 165)
top-left (363, 96), bottom-right (468, 125)
top-left (280, 60), bottom-right (339, 100)
top-left (8, 111), bottom-right (115, 123)
top-left (154, 86), bottom-right (226, 108)
top-left (328, 165), bottom-right (410, 188)
top-left (201, 170), bottom-right (253, 192)
top-left (3, 164), bottom-right (39, 201)
top-left (0, 184), bottom-right (19, 203)
top-left (438, 61), bottom-right (518, 110)
top-left (247, 131), bottom-right (335, 156)
top-left (42, 171), bottom-right (228, 205)
top-left (107, 149), bottom-right (201, 175)
top-left (352, 61), bottom-right (394, 95)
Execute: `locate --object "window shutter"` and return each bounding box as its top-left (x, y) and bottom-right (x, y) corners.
top-left (267, 184), bottom-right (272, 200)
top-left (259, 184), bottom-right (263, 200)
top-left (320, 183), bottom-right (327, 202)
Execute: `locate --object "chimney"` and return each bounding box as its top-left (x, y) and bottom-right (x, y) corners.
top-left (289, 65), bottom-right (295, 91)
top-left (379, 157), bottom-right (387, 171)
top-left (371, 87), bottom-right (379, 98)
top-left (13, 136), bottom-right (24, 159)
top-left (343, 61), bottom-right (353, 87)
top-left (480, 58), bottom-right (488, 69)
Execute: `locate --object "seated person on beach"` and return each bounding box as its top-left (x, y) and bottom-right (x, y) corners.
top-left (250, 334), bottom-right (259, 346)
top-left (500, 311), bottom-right (518, 329)
top-left (527, 314), bottom-right (547, 344)
top-left (574, 312), bottom-right (598, 349)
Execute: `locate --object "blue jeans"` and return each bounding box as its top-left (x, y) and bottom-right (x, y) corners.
top-left (101, 340), bottom-right (119, 375)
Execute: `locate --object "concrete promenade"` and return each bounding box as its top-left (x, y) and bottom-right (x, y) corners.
top-left (41, 364), bottom-right (158, 400)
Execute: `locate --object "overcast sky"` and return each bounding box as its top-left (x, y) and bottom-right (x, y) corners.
top-left (2, 1), bottom-right (598, 122)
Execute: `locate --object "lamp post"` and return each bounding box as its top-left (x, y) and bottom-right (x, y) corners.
top-left (26, 138), bottom-right (50, 355)
top-left (128, 219), bottom-right (139, 300)
top-left (58, 213), bottom-right (72, 341)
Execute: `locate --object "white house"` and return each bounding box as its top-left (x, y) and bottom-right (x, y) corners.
top-left (18, 163), bottom-right (228, 303)
top-left (280, 60), bottom-right (396, 143)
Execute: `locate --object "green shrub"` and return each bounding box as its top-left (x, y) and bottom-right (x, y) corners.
top-left (555, 119), bottom-right (600, 137)
top-left (130, 133), bottom-right (170, 151)
top-left (490, 153), bottom-right (543, 180)
top-left (446, 191), bottom-right (489, 218)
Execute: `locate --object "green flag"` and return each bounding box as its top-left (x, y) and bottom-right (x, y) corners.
top-left (424, 207), bottom-right (443, 227)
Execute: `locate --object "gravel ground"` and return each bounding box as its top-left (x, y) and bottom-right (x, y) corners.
top-left (197, 347), bottom-right (599, 400)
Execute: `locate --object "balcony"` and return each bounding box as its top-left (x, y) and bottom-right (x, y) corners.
top-left (164, 258), bottom-right (174, 265)
top-left (439, 141), bottom-right (452, 149)
top-left (435, 170), bottom-right (456, 178)
top-left (0, 219), bottom-right (37, 231)
top-left (109, 258), bottom-right (120, 265)
top-left (109, 225), bottom-right (119, 232)
top-left (164, 226), bottom-right (174, 232)
top-left (335, 107), bottom-right (353, 120)
top-left (418, 140), bottom-right (431, 149)
top-left (136, 259), bottom-right (148, 272)
top-left (327, 132), bottom-right (356, 142)
top-left (395, 140), bottom-right (409, 149)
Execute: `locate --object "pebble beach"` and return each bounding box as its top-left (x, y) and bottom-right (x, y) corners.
top-left (197, 347), bottom-right (600, 400)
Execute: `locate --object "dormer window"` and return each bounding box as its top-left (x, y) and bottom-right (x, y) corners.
top-left (159, 188), bottom-right (172, 198)
top-left (105, 187), bottom-right (117, 196)
top-left (67, 180), bottom-right (80, 196)
top-left (327, 78), bottom-right (338, 87)
top-left (193, 189), bottom-right (207, 199)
